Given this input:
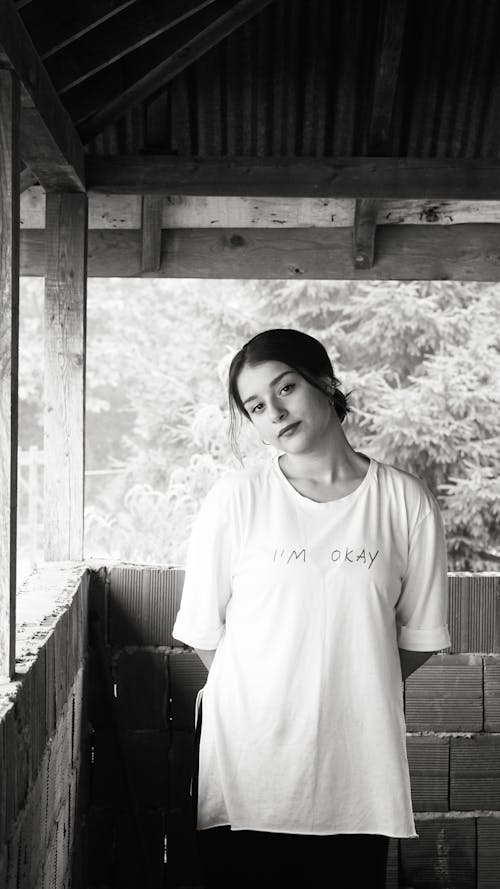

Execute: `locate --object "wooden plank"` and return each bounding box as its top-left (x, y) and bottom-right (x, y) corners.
top-left (353, 198), bottom-right (378, 269)
top-left (19, 223), bottom-right (500, 280)
top-left (46, 0), bottom-right (218, 93)
top-left (85, 155), bottom-right (500, 200)
top-left (0, 0), bottom-right (84, 190)
top-left (0, 68), bottom-right (19, 680)
top-left (44, 193), bottom-right (88, 560)
top-left (77, 0), bottom-right (277, 144)
top-left (141, 196), bottom-right (163, 273)
top-left (19, 187), bottom-right (500, 230)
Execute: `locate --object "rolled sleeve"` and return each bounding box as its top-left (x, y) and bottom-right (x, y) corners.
top-left (395, 496), bottom-right (451, 653)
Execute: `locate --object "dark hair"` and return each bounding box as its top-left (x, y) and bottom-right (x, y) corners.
top-left (228, 328), bottom-right (351, 452)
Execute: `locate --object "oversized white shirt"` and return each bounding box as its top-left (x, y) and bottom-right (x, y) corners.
top-left (172, 455), bottom-right (451, 837)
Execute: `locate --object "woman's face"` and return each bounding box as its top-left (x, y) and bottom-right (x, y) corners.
top-left (236, 360), bottom-right (334, 453)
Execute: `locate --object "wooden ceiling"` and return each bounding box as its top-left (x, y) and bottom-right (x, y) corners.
top-left (3, 0), bottom-right (500, 278)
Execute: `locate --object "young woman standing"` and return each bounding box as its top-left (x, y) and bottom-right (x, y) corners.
top-left (173, 328), bottom-right (451, 889)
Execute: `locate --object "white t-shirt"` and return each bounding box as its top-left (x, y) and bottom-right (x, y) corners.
top-left (172, 455), bottom-right (451, 837)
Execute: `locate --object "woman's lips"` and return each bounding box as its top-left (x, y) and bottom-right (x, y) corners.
top-left (278, 421), bottom-right (301, 438)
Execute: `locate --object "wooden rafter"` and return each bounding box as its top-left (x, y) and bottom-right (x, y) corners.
top-left (45, 0), bottom-right (217, 93)
top-left (77, 0), bottom-right (276, 144)
top-left (86, 155), bottom-right (500, 200)
top-left (21, 0), bottom-right (136, 60)
top-left (0, 0), bottom-right (85, 191)
top-left (353, 199), bottom-right (378, 270)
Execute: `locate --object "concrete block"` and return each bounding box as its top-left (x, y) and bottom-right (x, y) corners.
top-left (108, 565), bottom-right (184, 646)
top-left (90, 728), bottom-right (126, 807)
top-left (477, 817), bottom-right (500, 889)
top-left (407, 736), bottom-right (449, 811)
top-left (449, 574), bottom-right (500, 653)
top-left (401, 818), bottom-right (475, 888)
top-left (90, 727), bottom-right (169, 809)
top-left (165, 808), bottom-right (202, 888)
top-left (484, 657), bottom-right (500, 731)
top-left (168, 653), bottom-right (207, 730)
top-left (87, 806), bottom-right (114, 887)
top-left (69, 823), bottom-right (88, 889)
top-left (0, 717), bottom-right (6, 849)
top-left (450, 736), bottom-right (500, 810)
top-left (29, 646), bottom-right (48, 782)
top-left (405, 655), bottom-right (483, 731)
top-left (386, 837), bottom-right (399, 889)
top-left (88, 568), bottom-right (109, 645)
top-left (87, 647), bottom-right (111, 730)
top-left (113, 808), bottom-right (166, 889)
top-left (45, 633), bottom-right (56, 738)
top-left (115, 649), bottom-right (169, 729)
top-left (169, 730), bottom-right (195, 813)
top-left (54, 610), bottom-right (70, 716)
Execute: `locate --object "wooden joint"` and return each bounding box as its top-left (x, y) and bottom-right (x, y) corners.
top-left (353, 199), bottom-right (378, 269)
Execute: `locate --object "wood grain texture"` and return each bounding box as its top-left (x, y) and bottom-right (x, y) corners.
top-left (366, 0), bottom-right (407, 154)
top-left (44, 193), bottom-right (87, 560)
top-left (20, 188), bottom-right (500, 230)
top-left (19, 224), bottom-right (500, 280)
top-left (86, 155), bottom-right (500, 199)
top-left (0, 68), bottom-right (19, 679)
top-left (141, 195), bottom-right (163, 273)
top-left (353, 198), bottom-right (378, 268)
top-left (0, 0), bottom-right (84, 190)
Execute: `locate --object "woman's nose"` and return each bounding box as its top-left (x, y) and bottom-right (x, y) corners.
top-left (270, 400), bottom-right (287, 422)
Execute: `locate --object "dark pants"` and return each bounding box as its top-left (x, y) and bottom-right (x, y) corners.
top-left (196, 827), bottom-right (389, 889)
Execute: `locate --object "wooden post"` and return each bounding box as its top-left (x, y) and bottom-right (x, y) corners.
top-left (44, 193), bottom-right (88, 560)
top-left (141, 195), bottom-right (163, 273)
top-left (0, 67), bottom-right (20, 679)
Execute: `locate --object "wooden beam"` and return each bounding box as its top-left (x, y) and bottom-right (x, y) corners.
top-left (46, 0), bottom-right (217, 93)
top-left (21, 0), bottom-right (136, 60)
top-left (85, 156), bottom-right (500, 200)
top-left (20, 224), bottom-right (500, 280)
top-left (353, 0), bottom-right (406, 267)
top-left (44, 194), bottom-right (88, 560)
top-left (19, 187), bottom-right (500, 230)
top-left (77, 0), bottom-right (276, 144)
top-left (141, 196), bottom-right (163, 273)
top-left (20, 165), bottom-right (37, 192)
top-left (0, 0), bottom-right (85, 191)
top-left (353, 199), bottom-right (378, 269)
top-left (0, 69), bottom-right (20, 679)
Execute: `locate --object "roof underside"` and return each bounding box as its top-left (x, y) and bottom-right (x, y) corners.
top-left (15, 0), bottom-right (500, 159)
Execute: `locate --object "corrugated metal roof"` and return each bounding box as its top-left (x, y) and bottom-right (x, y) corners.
top-left (19, 0), bottom-right (500, 158)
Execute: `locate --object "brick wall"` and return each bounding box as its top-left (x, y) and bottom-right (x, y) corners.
top-left (0, 565), bottom-right (90, 889)
top-left (88, 567), bottom-right (500, 889)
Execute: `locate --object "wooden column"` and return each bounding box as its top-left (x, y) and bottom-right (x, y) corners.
top-left (44, 193), bottom-right (88, 560)
top-left (0, 67), bottom-right (20, 679)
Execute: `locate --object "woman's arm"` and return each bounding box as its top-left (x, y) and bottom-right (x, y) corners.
top-left (195, 648), bottom-right (217, 671)
top-left (398, 648), bottom-right (434, 681)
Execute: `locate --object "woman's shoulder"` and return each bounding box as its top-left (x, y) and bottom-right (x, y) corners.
top-left (375, 459), bottom-right (440, 520)
top-left (206, 459), bottom-right (272, 501)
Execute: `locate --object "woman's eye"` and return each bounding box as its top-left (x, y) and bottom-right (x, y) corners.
top-left (280, 383), bottom-right (294, 395)
top-left (251, 403), bottom-right (263, 414)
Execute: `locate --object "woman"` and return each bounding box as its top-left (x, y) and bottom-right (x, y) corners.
top-left (173, 328), bottom-right (451, 889)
